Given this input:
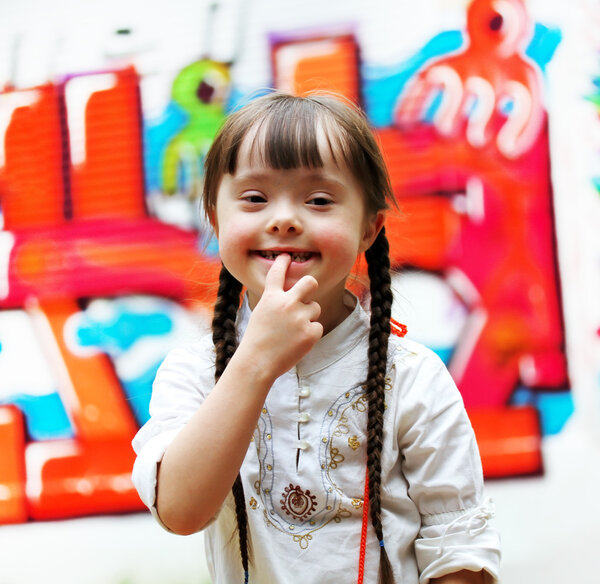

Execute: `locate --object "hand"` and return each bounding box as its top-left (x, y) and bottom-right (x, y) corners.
top-left (237, 254), bottom-right (323, 382)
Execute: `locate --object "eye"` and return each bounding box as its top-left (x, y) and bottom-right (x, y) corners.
top-left (307, 194), bottom-right (333, 207)
top-left (241, 191), bottom-right (267, 204)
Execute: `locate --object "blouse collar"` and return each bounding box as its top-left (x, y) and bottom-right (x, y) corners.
top-left (236, 292), bottom-right (369, 377)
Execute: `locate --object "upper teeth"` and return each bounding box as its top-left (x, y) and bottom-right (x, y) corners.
top-left (260, 251), bottom-right (312, 262)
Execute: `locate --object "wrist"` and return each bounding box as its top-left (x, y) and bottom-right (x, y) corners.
top-left (225, 343), bottom-right (280, 392)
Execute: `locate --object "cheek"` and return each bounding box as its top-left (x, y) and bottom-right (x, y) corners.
top-left (316, 221), bottom-right (363, 258)
top-left (216, 218), bottom-right (255, 264)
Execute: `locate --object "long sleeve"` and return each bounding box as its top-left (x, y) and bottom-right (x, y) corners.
top-left (131, 340), bottom-right (215, 530)
top-left (391, 343), bottom-right (501, 583)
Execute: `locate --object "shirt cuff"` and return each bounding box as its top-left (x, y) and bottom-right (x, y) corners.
top-left (415, 499), bottom-right (501, 583)
top-left (131, 429), bottom-right (180, 532)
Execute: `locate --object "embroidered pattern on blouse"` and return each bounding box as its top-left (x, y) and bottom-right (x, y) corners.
top-left (348, 435), bottom-right (361, 450)
top-left (280, 484), bottom-right (318, 520)
top-left (249, 366), bottom-right (396, 550)
top-left (251, 385), bottom-right (365, 549)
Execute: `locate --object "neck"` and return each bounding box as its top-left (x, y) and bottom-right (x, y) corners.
top-left (317, 289), bottom-right (356, 336)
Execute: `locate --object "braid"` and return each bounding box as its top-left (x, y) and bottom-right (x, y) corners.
top-left (212, 264), bottom-right (243, 378)
top-left (211, 264), bottom-right (250, 583)
top-left (364, 228), bottom-right (395, 584)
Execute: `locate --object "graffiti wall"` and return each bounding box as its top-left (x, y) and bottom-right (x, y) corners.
top-left (0, 0), bottom-right (598, 525)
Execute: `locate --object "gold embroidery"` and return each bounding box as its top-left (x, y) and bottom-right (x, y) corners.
top-left (249, 497), bottom-right (258, 510)
top-left (334, 507), bottom-right (352, 523)
top-left (348, 436), bottom-right (360, 450)
top-left (351, 498), bottom-right (363, 509)
top-left (329, 447), bottom-right (345, 469)
top-left (352, 394), bottom-right (368, 412)
top-left (293, 533), bottom-right (313, 550)
top-left (254, 480), bottom-right (260, 495)
top-left (262, 502), bottom-right (352, 550)
top-left (332, 414), bottom-right (349, 438)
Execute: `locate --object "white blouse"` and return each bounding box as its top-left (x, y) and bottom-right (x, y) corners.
top-left (132, 296), bottom-right (501, 584)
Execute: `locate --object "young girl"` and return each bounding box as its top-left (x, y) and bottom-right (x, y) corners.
top-left (132, 93), bottom-right (501, 584)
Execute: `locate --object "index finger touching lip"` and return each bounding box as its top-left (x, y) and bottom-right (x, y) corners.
top-left (264, 253), bottom-right (291, 290)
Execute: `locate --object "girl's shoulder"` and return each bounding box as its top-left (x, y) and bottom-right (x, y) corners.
top-left (157, 328), bottom-right (216, 378)
top-left (387, 330), bottom-right (451, 378)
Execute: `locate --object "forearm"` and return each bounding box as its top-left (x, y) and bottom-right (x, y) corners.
top-left (156, 343), bottom-right (277, 535)
top-left (155, 256), bottom-right (323, 535)
top-left (431, 570), bottom-right (487, 584)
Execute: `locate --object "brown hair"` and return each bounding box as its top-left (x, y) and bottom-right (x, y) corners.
top-left (205, 92), bottom-right (397, 584)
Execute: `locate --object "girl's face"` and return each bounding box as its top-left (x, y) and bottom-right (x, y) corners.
top-left (211, 127), bottom-right (384, 331)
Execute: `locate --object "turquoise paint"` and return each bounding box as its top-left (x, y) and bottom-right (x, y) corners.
top-left (1, 393), bottom-right (73, 441)
top-left (510, 386), bottom-right (574, 436)
top-left (121, 361), bottom-right (162, 425)
top-left (76, 311), bottom-right (173, 353)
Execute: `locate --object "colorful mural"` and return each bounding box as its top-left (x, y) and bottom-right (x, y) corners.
top-left (0, 67), bottom-right (219, 524)
top-left (0, 0), bottom-right (583, 524)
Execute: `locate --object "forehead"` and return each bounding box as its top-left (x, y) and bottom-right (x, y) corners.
top-left (233, 114), bottom-right (347, 173)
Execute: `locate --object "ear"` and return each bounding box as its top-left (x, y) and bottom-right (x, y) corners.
top-left (359, 210), bottom-right (385, 253)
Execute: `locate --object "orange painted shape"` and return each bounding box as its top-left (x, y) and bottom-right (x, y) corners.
top-left (386, 198), bottom-right (459, 270)
top-left (26, 438), bottom-right (145, 520)
top-left (0, 406), bottom-right (28, 524)
top-left (67, 68), bottom-right (146, 220)
top-left (32, 299), bottom-right (137, 441)
top-left (273, 35), bottom-right (360, 103)
top-left (1, 85), bottom-right (67, 229)
top-left (468, 406), bottom-right (543, 477)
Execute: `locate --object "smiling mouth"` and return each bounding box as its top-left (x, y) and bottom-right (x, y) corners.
top-left (256, 250), bottom-right (316, 263)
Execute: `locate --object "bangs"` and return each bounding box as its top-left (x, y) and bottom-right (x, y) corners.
top-left (227, 98), bottom-right (347, 173)
top-left (245, 103), bottom-right (336, 170)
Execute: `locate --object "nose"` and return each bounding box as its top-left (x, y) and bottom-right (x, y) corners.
top-left (266, 201), bottom-right (302, 234)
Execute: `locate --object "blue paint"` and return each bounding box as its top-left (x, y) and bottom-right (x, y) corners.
top-left (424, 89), bottom-right (444, 123)
top-left (510, 386), bottom-right (574, 436)
top-left (227, 87), bottom-right (272, 112)
top-left (143, 102), bottom-right (188, 193)
top-left (363, 31), bottom-right (464, 127)
top-left (537, 391), bottom-right (575, 435)
top-left (76, 310), bottom-right (173, 353)
top-left (525, 24), bottom-right (562, 72)
top-left (1, 393), bottom-right (73, 441)
top-left (499, 98), bottom-right (515, 115)
top-left (431, 346), bottom-right (454, 366)
top-left (203, 233), bottom-right (220, 257)
top-left (121, 361), bottom-right (162, 425)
